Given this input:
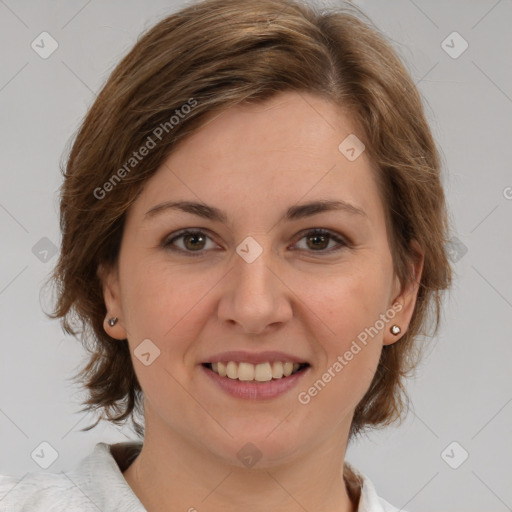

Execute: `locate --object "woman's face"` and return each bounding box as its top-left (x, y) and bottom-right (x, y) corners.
top-left (102, 91), bottom-right (422, 466)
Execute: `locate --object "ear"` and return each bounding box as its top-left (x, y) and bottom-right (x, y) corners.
top-left (97, 262), bottom-right (127, 340)
top-left (383, 239), bottom-right (424, 346)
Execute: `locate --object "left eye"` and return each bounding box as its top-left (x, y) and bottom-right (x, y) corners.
top-left (293, 229), bottom-right (347, 252)
top-left (163, 229), bottom-right (347, 256)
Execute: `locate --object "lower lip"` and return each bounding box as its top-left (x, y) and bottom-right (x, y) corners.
top-left (201, 364), bottom-right (310, 400)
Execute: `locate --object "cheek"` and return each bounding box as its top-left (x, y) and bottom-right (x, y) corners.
top-left (118, 260), bottom-right (211, 408)
top-left (294, 260), bottom-right (390, 405)
top-left (120, 258), bottom-right (218, 354)
top-left (296, 258), bottom-right (392, 344)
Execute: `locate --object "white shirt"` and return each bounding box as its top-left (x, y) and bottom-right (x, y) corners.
top-left (0, 442), bottom-right (405, 511)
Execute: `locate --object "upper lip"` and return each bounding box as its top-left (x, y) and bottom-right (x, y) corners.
top-left (203, 351), bottom-right (309, 365)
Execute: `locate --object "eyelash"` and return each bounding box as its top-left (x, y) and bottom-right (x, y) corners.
top-left (162, 228), bottom-right (349, 257)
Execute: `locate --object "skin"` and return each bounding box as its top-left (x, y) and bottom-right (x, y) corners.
top-left (100, 91), bottom-right (424, 512)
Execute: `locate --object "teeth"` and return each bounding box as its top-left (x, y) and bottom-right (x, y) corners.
top-left (255, 362), bottom-right (273, 381)
top-left (238, 362), bottom-right (255, 381)
top-left (226, 361), bottom-right (237, 379)
top-left (271, 361), bottom-right (284, 379)
top-left (217, 361), bottom-right (227, 377)
top-left (208, 361), bottom-right (305, 381)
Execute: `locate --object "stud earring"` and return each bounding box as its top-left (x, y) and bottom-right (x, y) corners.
top-left (108, 317), bottom-right (118, 327)
top-left (390, 325), bottom-right (401, 335)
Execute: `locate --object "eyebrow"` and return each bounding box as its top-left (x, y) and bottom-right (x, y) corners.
top-left (144, 199), bottom-right (367, 224)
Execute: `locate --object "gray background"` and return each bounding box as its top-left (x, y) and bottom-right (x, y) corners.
top-left (1, 1), bottom-right (511, 511)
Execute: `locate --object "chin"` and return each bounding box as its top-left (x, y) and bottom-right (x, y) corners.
top-left (221, 427), bottom-right (307, 468)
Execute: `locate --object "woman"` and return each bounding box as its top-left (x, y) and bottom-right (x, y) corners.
top-left (0, 0), bottom-right (452, 510)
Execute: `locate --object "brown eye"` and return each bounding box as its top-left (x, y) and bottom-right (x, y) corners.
top-left (182, 232), bottom-right (207, 250)
top-left (306, 232), bottom-right (330, 250)
top-left (163, 230), bottom-right (217, 256)
top-left (294, 229), bottom-right (347, 253)
top-left (163, 228), bottom-right (348, 257)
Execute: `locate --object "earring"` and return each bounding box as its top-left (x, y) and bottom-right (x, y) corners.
top-left (108, 317), bottom-right (118, 327)
top-left (390, 325), bottom-right (401, 335)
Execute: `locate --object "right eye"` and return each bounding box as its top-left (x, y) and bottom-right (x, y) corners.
top-left (162, 229), bottom-right (219, 257)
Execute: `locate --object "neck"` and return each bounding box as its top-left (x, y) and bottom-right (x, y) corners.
top-left (123, 419), bottom-right (357, 512)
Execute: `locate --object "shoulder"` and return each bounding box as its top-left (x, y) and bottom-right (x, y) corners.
top-left (343, 461), bottom-right (408, 512)
top-left (0, 441), bottom-right (144, 512)
top-left (0, 471), bottom-right (92, 511)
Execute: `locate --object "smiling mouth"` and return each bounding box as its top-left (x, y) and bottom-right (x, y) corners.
top-left (202, 361), bottom-right (309, 382)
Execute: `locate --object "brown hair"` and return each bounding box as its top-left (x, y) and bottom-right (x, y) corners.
top-left (46, 0), bottom-right (452, 441)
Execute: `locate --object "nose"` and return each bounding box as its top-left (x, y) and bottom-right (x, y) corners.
top-left (217, 239), bottom-right (293, 335)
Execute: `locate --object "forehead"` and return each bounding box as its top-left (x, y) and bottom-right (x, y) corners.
top-left (130, 91), bottom-right (385, 227)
